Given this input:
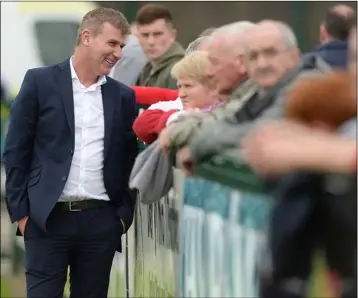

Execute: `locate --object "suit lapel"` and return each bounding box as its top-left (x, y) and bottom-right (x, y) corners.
top-left (101, 81), bottom-right (116, 161)
top-left (56, 59), bottom-right (75, 136)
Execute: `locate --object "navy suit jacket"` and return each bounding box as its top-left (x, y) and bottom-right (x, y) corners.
top-left (303, 40), bottom-right (348, 69)
top-left (3, 59), bottom-right (138, 237)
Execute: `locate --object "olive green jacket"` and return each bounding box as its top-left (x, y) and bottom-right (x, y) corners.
top-left (137, 42), bottom-right (185, 89)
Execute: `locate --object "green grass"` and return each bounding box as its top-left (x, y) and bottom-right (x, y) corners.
top-left (1, 277), bottom-right (12, 298)
top-left (134, 257), bottom-right (176, 298)
top-left (0, 258), bottom-right (331, 298)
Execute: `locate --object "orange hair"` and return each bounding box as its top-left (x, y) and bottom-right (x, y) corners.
top-left (284, 71), bottom-right (356, 129)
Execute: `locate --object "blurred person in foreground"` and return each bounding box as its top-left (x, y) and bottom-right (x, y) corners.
top-left (135, 4), bottom-right (185, 90)
top-left (244, 27), bottom-right (357, 298)
top-left (304, 4), bottom-right (355, 68)
top-left (243, 26), bottom-right (356, 176)
top-left (3, 8), bottom-right (138, 298)
top-left (157, 21), bottom-right (257, 156)
top-left (172, 20), bottom-right (330, 176)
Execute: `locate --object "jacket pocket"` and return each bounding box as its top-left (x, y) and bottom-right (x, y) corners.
top-left (27, 167), bottom-right (41, 187)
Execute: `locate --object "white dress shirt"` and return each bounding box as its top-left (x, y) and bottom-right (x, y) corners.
top-left (59, 58), bottom-right (109, 202)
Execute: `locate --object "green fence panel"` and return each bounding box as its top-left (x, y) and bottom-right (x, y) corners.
top-left (179, 154), bottom-right (273, 297)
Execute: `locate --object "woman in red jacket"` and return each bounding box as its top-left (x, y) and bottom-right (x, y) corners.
top-left (133, 51), bottom-right (222, 145)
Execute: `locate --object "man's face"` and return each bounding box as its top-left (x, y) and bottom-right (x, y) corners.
top-left (137, 19), bottom-right (176, 61)
top-left (206, 37), bottom-right (242, 94)
top-left (85, 22), bottom-right (126, 76)
top-left (245, 27), bottom-right (299, 89)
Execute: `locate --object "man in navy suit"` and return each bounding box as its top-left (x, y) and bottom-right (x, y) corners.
top-left (3, 7), bottom-right (138, 298)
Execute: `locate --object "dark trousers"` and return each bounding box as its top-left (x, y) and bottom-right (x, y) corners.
top-left (23, 205), bottom-right (123, 298)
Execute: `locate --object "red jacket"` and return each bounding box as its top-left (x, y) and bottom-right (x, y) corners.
top-left (131, 86), bottom-right (178, 105)
top-left (133, 109), bottom-right (178, 144)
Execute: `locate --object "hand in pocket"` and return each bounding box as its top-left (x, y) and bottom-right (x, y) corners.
top-left (18, 216), bottom-right (29, 236)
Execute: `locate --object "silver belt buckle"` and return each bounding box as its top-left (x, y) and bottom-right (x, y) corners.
top-left (69, 201), bottom-right (82, 212)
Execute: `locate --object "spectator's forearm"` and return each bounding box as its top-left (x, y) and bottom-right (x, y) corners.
top-left (299, 138), bottom-right (356, 173)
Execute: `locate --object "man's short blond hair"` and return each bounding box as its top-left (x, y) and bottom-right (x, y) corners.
top-left (76, 7), bottom-right (130, 45)
top-left (171, 51), bottom-right (215, 88)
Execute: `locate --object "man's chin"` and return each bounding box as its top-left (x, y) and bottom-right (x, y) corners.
top-left (147, 53), bottom-right (161, 61)
top-left (99, 66), bottom-right (112, 76)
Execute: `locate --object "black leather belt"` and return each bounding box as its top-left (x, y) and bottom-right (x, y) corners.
top-left (54, 199), bottom-right (110, 212)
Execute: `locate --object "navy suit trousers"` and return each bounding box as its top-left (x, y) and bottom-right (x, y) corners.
top-left (24, 205), bottom-right (122, 298)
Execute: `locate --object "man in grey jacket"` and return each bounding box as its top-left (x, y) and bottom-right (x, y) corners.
top-left (175, 20), bottom-right (331, 174)
top-left (158, 22), bottom-right (257, 155)
top-left (111, 33), bottom-right (147, 85)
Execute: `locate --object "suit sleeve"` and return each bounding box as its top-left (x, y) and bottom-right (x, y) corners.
top-left (3, 70), bottom-right (38, 223)
top-left (116, 89), bottom-right (138, 232)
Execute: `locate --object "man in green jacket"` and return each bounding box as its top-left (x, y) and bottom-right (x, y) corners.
top-left (135, 4), bottom-right (185, 90)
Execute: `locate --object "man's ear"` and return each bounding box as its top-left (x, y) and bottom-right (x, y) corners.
top-left (81, 29), bottom-right (91, 46)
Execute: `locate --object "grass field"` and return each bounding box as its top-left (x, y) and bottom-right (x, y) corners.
top-left (0, 260), bottom-right (332, 298)
top-left (1, 277), bottom-right (12, 298)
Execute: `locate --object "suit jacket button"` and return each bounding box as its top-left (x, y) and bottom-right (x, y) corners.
top-left (70, 149), bottom-right (74, 155)
top-left (61, 176), bottom-right (67, 182)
